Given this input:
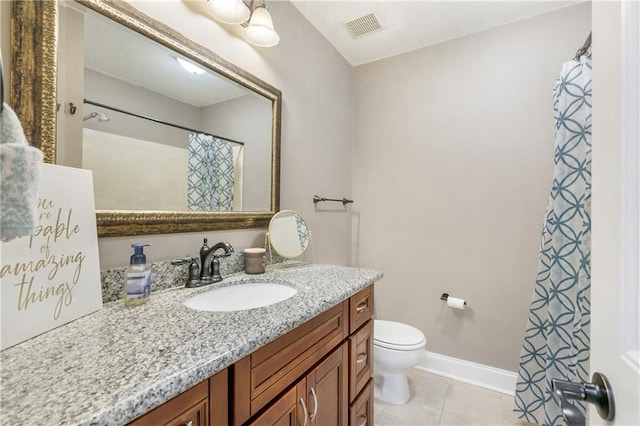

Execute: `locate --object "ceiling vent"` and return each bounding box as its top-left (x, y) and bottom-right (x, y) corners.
top-left (343, 11), bottom-right (383, 39)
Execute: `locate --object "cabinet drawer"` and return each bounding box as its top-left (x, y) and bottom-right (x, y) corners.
top-left (128, 380), bottom-right (208, 426)
top-left (349, 379), bottom-right (373, 426)
top-left (233, 301), bottom-right (349, 425)
top-left (349, 287), bottom-right (373, 334)
top-left (349, 319), bottom-right (373, 403)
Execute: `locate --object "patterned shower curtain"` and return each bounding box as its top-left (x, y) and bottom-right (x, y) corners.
top-left (187, 133), bottom-right (234, 211)
top-left (514, 55), bottom-right (592, 426)
top-left (295, 215), bottom-right (309, 251)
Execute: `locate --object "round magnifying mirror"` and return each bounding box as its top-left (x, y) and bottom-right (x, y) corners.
top-left (268, 210), bottom-right (310, 258)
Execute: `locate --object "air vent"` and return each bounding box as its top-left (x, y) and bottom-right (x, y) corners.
top-left (343, 11), bottom-right (383, 39)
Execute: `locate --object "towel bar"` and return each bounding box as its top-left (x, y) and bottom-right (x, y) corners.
top-left (313, 195), bottom-right (353, 205)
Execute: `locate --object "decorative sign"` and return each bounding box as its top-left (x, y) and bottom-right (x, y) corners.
top-left (1, 164), bottom-right (103, 350)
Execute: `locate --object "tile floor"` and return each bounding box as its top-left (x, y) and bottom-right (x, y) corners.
top-left (374, 368), bottom-right (536, 426)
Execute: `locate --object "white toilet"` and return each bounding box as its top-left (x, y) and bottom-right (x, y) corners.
top-left (373, 319), bottom-right (427, 405)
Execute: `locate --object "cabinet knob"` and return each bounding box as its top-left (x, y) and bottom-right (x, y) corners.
top-left (357, 415), bottom-right (368, 426)
top-left (185, 421), bottom-right (193, 426)
top-left (356, 353), bottom-right (368, 364)
top-left (356, 301), bottom-right (368, 313)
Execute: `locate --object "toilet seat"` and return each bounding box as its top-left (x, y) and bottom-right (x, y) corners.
top-left (374, 319), bottom-right (426, 351)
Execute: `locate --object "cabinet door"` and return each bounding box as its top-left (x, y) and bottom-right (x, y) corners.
top-left (166, 399), bottom-right (207, 426)
top-left (306, 342), bottom-right (349, 426)
top-left (247, 381), bottom-right (308, 426)
top-left (128, 381), bottom-right (209, 426)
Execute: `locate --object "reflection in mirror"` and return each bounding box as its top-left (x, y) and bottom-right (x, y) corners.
top-left (57, 2), bottom-right (272, 212)
top-left (11, 0), bottom-right (281, 236)
top-left (267, 210), bottom-right (312, 260)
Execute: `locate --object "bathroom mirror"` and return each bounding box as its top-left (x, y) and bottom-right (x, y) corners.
top-left (10, 0), bottom-right (281, 236)
top-left (267, 210), bottom-right (311, 259)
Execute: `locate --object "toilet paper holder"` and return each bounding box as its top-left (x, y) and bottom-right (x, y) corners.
top-left (440, 293), bottom-right (467, 306)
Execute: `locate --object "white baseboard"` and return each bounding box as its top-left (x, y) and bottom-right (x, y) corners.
top-left (415, 351), bottom-right (517, 396)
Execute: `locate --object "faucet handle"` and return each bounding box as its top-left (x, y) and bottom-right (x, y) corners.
top-left (187, 258), bottom-right (201, 287)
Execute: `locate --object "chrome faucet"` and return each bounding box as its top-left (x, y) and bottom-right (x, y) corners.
top-left (199, 239), bottom-right (234, 284)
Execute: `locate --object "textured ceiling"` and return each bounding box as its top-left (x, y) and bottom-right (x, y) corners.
top-left (289, 1), bottom-right (584, 66)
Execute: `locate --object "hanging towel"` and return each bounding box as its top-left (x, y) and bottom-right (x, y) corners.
top-left (0, 103), bottom-right (43, 241)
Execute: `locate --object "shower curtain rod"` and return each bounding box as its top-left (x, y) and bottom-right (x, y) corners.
top-left (83, 98), bottom-right (245, 146)
top-left (574, 32), bottom-right (592, 60)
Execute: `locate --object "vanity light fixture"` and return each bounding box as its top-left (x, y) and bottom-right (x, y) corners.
top-left (206, 0), bottom-right (280, 48)
top-left (243, 2), bottom-right (280, 47)
top-left (207, 0), bottom-right (250, 25)
top-left (176, 57), bottom-right (207, 75)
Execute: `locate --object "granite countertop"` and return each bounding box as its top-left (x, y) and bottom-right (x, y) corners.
top-left (0, 264), bottom-right (382, 426)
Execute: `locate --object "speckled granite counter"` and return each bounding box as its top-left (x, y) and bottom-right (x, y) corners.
top-left (0, 264), bottom-right (382, 426)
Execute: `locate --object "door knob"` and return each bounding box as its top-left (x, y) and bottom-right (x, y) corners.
top-left (551, 372), bottom-right (615, 426)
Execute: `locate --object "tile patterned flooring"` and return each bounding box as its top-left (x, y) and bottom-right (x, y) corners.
top-left (374, 368), bottom-right (536, 426)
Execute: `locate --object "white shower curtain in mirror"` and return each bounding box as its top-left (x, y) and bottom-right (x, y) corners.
top-left (513, 55), bottom-right (591, 426)
top-left (187, 133), bottom-right (234, 211)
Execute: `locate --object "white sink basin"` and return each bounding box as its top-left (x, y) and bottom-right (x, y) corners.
top-left (184, 282), bottom-right (297, 312)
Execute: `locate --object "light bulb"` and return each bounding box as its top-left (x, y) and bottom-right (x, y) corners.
top-left (176, 57), bottom-right (206, 75)
top-left (243, 5), bottom-right (280, 47)
top-left (207, 0), bottom-right (250, 25)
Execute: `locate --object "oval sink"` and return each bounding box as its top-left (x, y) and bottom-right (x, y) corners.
top-left (184, 282), bottom-right (297, 312)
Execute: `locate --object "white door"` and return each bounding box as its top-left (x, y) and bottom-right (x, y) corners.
top-left (591, 1), bottom-right (640, 425)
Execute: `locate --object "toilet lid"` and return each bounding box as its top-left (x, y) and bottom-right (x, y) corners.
top-left (374, 320), bottom-right (426, 350)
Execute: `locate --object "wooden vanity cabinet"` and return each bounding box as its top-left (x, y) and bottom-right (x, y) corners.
top-left (128, 285), bottom-right (375, 426)
top-left (232, 302), bottom-right (349, 425)
top-left (235, 285), bottom-right (375, 426)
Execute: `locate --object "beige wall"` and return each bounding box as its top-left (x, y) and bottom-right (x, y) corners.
top-left (352, 4), bottom-right (591, 371)
top-left (84, 69), bottom-right (199, 150)
top-left (96, 1), bottom-right (354, 268)
top-left (56, 4), bottom-right (85, 168)
top-left (83, 129), bottom-right (188, 210)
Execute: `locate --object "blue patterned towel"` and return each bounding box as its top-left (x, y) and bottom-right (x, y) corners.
top-left (1, 103), bottom-right (43, 241)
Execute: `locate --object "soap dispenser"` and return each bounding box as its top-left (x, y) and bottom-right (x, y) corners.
top-left (124, 243), bottom-right (151, 307)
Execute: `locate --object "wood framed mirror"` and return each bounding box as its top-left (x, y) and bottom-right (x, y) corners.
top-left (10, 0), bottom-right (281, 237)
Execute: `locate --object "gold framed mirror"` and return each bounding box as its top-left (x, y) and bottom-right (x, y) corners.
top-left (10, 0), bottom-right (281, 237)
